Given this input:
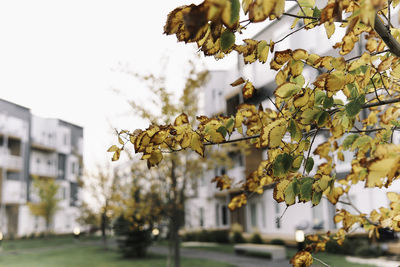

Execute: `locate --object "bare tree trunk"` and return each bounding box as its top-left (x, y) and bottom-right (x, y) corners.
top-left (101, 211), bottom-right (108, 249)
top-left (170, 159), bottom-right (180, 267)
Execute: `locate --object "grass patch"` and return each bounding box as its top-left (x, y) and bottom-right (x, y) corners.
top-left (185, 244), bottom-right (235, 254)
top-left (286, 248), bottom-right (377, 267)
top-left (0, 238), bottom-right (233, 267)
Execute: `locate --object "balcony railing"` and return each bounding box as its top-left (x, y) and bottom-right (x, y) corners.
top-left (0, 150), bottom-right (23, 170)
top-left (0, 122), bottom-right (27, 140)
top-left (31, 137), bottom-right (57, 151)
top-left (30, 165), bottom-right (57, 178)
top-left (2, 180), bottom-right (26, 204)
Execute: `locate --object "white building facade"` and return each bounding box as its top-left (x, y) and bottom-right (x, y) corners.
top-left (0, 98), bottom-right (83, 237)
top-left (185, 4), bottom-right (400, 240)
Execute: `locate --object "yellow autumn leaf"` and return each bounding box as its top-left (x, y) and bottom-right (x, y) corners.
top-left (274, 82), bottom-right (301, 99)
top-left (273, 179), bottom-right (290, 203)
top-left (242, 0), bottom-right (252, 14)
top-left (107, 145), bottom-right (119, 152)
top-left (249, 2), bottom-right (267, 22)
top-left (366, 157), bottom-right (400, 188)
top-left (257, 40), bottom-right (269, 63)
top-left (174, 113), bottom-right (189, 126)
top-left (260, 119), bottom-right (286, 148)
top-left (242, 81), bottom-right (255, 100)
top-left (324, 22), bottom-right (335, 39)
top-left (292, 49), bottom-right (308, 60)
top-left (275, 70), bottom-right (287, 86)
top-left (147, 149), bottom-right (163, 168)
top-left (190, 132), bottom-right (204, 157)
top-left (290, 251), bottom-right (313, 267)
top-left (387, 192), bottom-right (400, 202)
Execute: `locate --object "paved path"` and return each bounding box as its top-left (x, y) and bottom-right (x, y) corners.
top-left (149, 245), bottom-right (291, 267)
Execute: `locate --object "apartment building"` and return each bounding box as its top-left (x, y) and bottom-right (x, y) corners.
top-left (0, 98), bottom-right (83, 237)
top-left (185, 5), bottom-right (400, 239)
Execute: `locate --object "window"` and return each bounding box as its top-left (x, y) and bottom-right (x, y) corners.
top-left (71, 162), bottom-right (76, 174)
top-left (250, 203), bottom-right (257, 228)
top-left (70, 182), bottom-right (78, 206)
top-left (215, 204), bottom-right (220, 227)
top-left (58, 154), bottom-right (66, 180)
top-left (200, 207), bottom-right (204, 227)
top-left (228, 151), bottom-right (244, 167)
top-left (47, 160), bottom-right (52, 166)
top-left (36, 158), bottom-right (40, 164)
top-left (275, 202), bottom-right (281, 229)
top-left (261, 202), bottom-right (266, 228)
top-left (63, 134), bottom-right (68, 145)
top-left (221, 205), bottom-right (228, 225)
top-left (226, 94), bottom-right (240, 116)
top-left (7, 171), bottom-right (20, 180)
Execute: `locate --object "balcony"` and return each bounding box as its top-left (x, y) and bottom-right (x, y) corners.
top-left (30, 165), bottom-right (57, 178)
top-left (31, 137), bottom-right (57, 152)
top-left (2, 180), bottom-right (25, 204)
top-left (0, 118), bottom-right (28, 141)
top-left (0, 149), bottom-right (23, 171)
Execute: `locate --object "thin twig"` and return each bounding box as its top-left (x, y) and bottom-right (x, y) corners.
top-left (267, 96), bottom-right (284, 116)
top-left (275, 21), bottom-right (318, 44)
top-left (313, 256), bottom-right (331, 267)
top-left (283, 12), bottom-right (319, 20)
top-left (303, 128), bottom-right (319, 175)
top-left (371, 72), bottom-right (382, 102)
top-left (204, 134), bottom-right (260, 146)
top-left (295, 0), bottom-right (307, 16)
top-left (345, 49), bottom-right (389, 62)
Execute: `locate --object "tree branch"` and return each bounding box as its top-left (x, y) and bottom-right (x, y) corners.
top-left (374, 14), bottom-right (400, 57)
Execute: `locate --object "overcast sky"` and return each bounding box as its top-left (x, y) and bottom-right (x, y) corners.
top-left (0, 0), bottom-right (266, 170)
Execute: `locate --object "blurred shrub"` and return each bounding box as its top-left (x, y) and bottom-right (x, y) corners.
top-left (325, 236), bottom-right (367, 255)
top-left (249, 231), bottom-right (263, 244)
top-left (355, 244), bottom-right (384, 258)
top-left (270, 238), bottom-right (285, 246)
top-left (182, 229), bottom-right (230, 243)
top-left (114, 216), bottom-right (152, 258)
top-left (230, 223), bottom-right (246, 244)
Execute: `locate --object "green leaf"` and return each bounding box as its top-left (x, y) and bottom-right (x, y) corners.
top-left (316, 111), bottom-right (329, 127)
top-left (217, 126), bottom-right (227, 137)
top-left (342, 134), bottom-right (359, 150)
top-left (292, 155), bottom-right (304, 171)
top-left (273, 153), bottom-right (294, 177)
top-left (315, 90), bottom-right (326, 105)
top-left (312, 191), bottom-right (322, 206)
top-left (290, 74), bottom-right (305, 87)
top-left (220, 30), bottom-right (235, 52)
top-left (345, 95), bottom-right (364, 117)
top-left (299, 177), bottom-right (314, 202)
top-left (305, 157), bottom-right (314, 173)
top-left (288, 119), bottom-right (302, 142)
top-left (285, 178), bottom-right (300, 206)
top-left (323, 96), bottom-right (334, 109)
top-left (274, 82), bottom-right (301, 99)
top-left (351, 135), bottom-right (372, 151)
top-left (347, 83), bottom-right (358, 99)
top-left (230, 0), bottom-right (240, 24)
top-left (313, 7), bottom-right (321, 18)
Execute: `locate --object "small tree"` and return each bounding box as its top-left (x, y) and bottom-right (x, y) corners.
top-left (28, 176), bottom-right (60, 233)
top-left (114, 181), bottom-right (164, 258)
top-left (84, 165), bottom-right (122, 248)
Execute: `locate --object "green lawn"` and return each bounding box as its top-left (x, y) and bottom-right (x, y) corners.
top-left (184, 243), bottom-right (376, 267)
top-left (0, 237), bottom-right (233, 267)
top-left (286, 248), bottom-right (376, 267)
